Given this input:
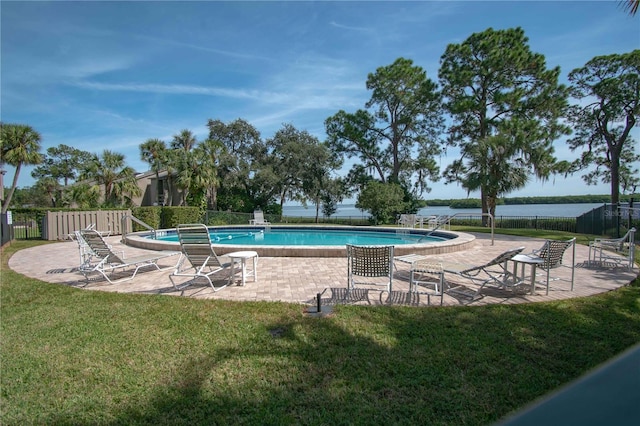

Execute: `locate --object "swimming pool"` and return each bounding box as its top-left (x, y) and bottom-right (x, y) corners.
top-left (124, 225), bottom-right (476, 257)
top-left (157, 227), bottom-right (444, 246)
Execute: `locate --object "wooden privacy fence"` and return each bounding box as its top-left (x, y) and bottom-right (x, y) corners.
top-left (43, 210), bottom-right (132, 241)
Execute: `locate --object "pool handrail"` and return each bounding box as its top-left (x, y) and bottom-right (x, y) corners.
top-left (121, 214), bottom-right (156, 243)
top-left (421, 212), bottom-right (494, 245)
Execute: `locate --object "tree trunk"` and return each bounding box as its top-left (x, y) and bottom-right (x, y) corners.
top-left (104, 183), bottom-right (111, 206)
top-left (1, 164), bottom-right (21, 213)
top-left (487, 194), bottom-right (497, 223)
top-left (480, 187), bottom-right (489, 226)
top-left (279, 191), bottom-right (286, 214)
top-left (610, 152), bottom-right (620, 205)
top-left (166, 175), bottom-right (174, 206)
top-left (209, 185), bottom-right (218, 210)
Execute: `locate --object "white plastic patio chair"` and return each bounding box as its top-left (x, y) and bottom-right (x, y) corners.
top-left (589, 228), bottom-right (636, 270)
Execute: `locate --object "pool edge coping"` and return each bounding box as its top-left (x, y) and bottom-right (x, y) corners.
top-left (123, 225), bottom-right (476, 257)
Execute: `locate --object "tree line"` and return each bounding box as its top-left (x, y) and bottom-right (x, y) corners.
top-left (428, 194), bottom-right (640, 209)
top-left (1, 27), bottom-right (638, 224)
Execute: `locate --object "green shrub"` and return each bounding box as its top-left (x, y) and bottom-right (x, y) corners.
top-left (131, 206), bottom-right (162, 231)
top-left (356, 182), bottom-right (407, 225)
top-left (161, 206), bottom-right (202, 228)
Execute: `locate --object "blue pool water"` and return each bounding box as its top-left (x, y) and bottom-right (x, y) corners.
top-left (156, 227), bottom-right (446, 246)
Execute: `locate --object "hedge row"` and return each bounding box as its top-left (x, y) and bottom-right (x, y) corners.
top-left (131, 206), bottom-right (202, 231)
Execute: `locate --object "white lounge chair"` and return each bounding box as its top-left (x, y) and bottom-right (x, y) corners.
top-left (442, 246), bottom-right (525, 302)
top-left (74, 228), bottom-right (123, 271)
top-left (78, 229), bottom-right (179, 285)
top-left (410, 260), bottom-right (447, 305)
top-left (427, 215), bottom-right (450, 230)
top-left (88, 222), bottom-right (111, 238)
top-left (249, 210), bottom-right (271, 226)
top-left (170, 224), bottom-right (235, 292)
top-left (397, 214), bottom-right (417, 228)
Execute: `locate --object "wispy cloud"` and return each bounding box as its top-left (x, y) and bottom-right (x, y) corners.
top-left (329, 20), bottom-right (371, 32)
top-left (132, 33), bottom-right (273, 62)
top-left (4, 54), bottom-right (137, 86)
top-left (71, 81), bottom-right (291, 101)
top-left (72, 60), bottom-right (365, 113)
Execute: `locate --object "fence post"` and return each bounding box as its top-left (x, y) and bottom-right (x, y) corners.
top-left (616, 202), bottom-right (621, 238)
top-left (1, 213), bottom-right (13, 245)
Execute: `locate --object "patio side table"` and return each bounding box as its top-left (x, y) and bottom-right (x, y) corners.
top-left (227, 251), bottom-right (259, 286)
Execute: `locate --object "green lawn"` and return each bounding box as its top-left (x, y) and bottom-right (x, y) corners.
top-left (1, 238), bottom-right (639, 425)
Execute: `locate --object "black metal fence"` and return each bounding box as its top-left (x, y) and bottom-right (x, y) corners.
top-left (203, 211), bottom-right (371, 226)
top-left (2, 210), bottom-right (45, 242)
top-left (450, 215), bottom-right (578, 233)
top-left (576, 203), bottom-right (639, 240)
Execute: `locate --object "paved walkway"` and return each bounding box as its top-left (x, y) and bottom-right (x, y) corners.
top-left (7, 233), bottom-right (638, 307)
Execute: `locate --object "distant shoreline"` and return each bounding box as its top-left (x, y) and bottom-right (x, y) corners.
top-left (424, 194), bottom-right (639, 208)
top-left (283, 202), bottom-right (613, 218)
top-left (285, 195), bottom-right (639, 210)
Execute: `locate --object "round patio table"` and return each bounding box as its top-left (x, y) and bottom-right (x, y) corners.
top-left (227, 251), bottom-right (258, 286)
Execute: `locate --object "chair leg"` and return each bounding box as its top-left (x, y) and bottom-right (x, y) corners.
top-left (570, 244), bottom-right (576, 291)
top-left (546, 268), bottom-right (550, 296)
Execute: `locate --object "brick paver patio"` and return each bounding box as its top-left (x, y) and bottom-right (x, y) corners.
top-left (7, 232), bottom-right (638, 307)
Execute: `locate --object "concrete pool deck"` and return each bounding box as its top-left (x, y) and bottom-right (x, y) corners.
top-left (7, 233), bottom-right (638, 307)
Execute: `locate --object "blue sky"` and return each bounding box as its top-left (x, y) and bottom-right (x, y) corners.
top-left (2, 0), bottom-right (639, 200)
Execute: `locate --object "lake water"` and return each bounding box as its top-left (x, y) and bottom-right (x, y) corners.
top-left (283, 203), bottom-right (607, 218)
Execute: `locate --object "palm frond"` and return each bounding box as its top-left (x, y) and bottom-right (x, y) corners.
top-left (620, 0), bottom-right (639, 15)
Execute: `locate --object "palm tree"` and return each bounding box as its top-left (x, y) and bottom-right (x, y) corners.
top-left (196, 138), bottom-right (224, 209)
top-left (444, 134), bottom-right (532, 222)
top-left (0, 123), bottom-right (43, 213)
top-left (69, 183), bottom-right (101, 209)
top-left (140, 138), bottom-right (169, 204)
top-left (620, 0), bottom-right (639, 15)
top-left (85, 150), bottom-right (132, 207)
top-left (112, 166), bottom-right (142, 207)
top-left (140, 138), bottom-right (167, 174)
top-left (174, 150), bottom-right (195, 206)
top-left (168, 130), bottom-right (199, 206)
top-left (171, 129), bottom-right (197, 151)
top-left (35, 177), bottom-right (61, 207)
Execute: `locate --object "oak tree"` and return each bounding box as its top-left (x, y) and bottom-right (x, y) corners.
top-left (567, 50), bottom-right (640, 204)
